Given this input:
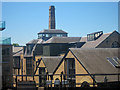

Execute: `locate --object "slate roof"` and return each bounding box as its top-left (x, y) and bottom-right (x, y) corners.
top-left (24, 39), bottom-right (44, 57)
top-left (41, 56), bottom-right (63, 73)
top-left (81, 32), bottom-right (112, 48)
top-left (44, 37), bottom-right (81, 44)
top-left (13, 46), bottom-right (23, 53)
top-left (13, 49), bottom-right (23, 57)
top-left (13, 46), bottom-right (24, 57)
top-left (38, 29), bottom-right (68, 34)
top-left (70, 48), bottom-right (120, 82)
top-left (79, 37), bottom-right (87, 42)
top-left (26, 39), bottom-right (44, 44)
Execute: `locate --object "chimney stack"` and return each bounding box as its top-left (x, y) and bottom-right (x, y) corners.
top-left (49, 6), bottom-right (55, 29)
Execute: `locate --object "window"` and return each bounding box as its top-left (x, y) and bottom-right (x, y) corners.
top-left (56, 34), bottom-right (61, 37)
top-left (87, 31), bottom-right (103, 41)
top-left (46, 34), bottom-right (49, 37)
top-left (13, 69), bottom-right (17, 75)
top-left (42, 34), bottom-right (47, 37)
top-left (107, 57), bottom-right (120, 67)
top-left (113, 57), bottom-right (120, 64)
top-left (2, 49), bottom-right (5, 55)
top-left (13, 57), bottom-right (20, 69)
top-left (26, 69), bottom-right (32, 75)
top-left (26, 58), bottom-right (33, 75)
top-left (95, 33), bottom-right (98, 38)
top-left (27, 44), bottom-right (34, 55)
top-left (87, 34), bottom-right (94, 41)
top-left (2, 48), bottom-right (10, 55)
top-left (52, 34), bottom-right (56, 37)
top-left (62, 34), bottom-right (67, 37)
top-left (39, 67), bottom-right (46, 86)
top-left (65, 58), bottom-right (76, 87)
top-left (6, 48), bottom-right (9, 55)
top-left (111, 41), bottom-right (120, 48)
top-left (65, 58), bottom-right (75, 78)
top-left (39, 34), bottom-right (42, 37)
top-left (38, 34), bottom-right (42, 39)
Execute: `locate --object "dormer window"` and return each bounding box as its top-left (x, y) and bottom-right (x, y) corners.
top-left (87, 31), bottom-right (103, 41)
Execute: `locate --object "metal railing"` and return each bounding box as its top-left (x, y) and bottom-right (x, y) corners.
top-left (2, 73), bottom-right (120, 89)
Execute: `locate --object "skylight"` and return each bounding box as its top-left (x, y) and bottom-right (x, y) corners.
top-left (107, 57), bottom-right (120, 68)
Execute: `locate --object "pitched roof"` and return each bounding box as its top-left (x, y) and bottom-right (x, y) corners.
top-left (41, 56), bottom-right (63, 73)
top-left (81, 32), bottom-right (112, 48)
top-left (13, 46), bottom-right (23, 53)
top-left (79, 37), bottom-right (87, 42)
top-left (13, 49), bottom-right (23, 57)
top-left (13, 46), bottom-right (24, 56)
top-left (27, 39), bottom-right (39, 44)
top-left (26, 39), bottom-right (44, 44)
top-left (25, 39), bottom-right (44, 57)
top-left (70, 48), bottom-right (120, 82)
top-left (38, 29), bottom-right (68, 34)
top-left (44, 37), bottom-right (81, 44)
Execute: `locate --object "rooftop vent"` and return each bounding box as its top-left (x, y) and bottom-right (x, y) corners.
top-left (87, 31), bottom-right (103, 41)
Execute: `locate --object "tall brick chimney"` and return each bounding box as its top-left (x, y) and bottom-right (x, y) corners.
top-left (49, 6), bottom-right (55, 29)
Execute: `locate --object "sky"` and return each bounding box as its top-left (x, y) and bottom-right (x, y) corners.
top-left (1, 0), bottom-right (120, 2)
top-left (2, 2), bottom-right (118, 45)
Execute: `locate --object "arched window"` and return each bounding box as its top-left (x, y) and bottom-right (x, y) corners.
top-left (54, 78), bottom-right (60, 87)
top-left (111, 41), bottom-right (120, 48)
top-left (81, 81), bottom-right (90, 88)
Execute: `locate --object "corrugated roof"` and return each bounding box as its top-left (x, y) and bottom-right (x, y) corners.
top-left (70, 48), bottom-right (120, 82)
top-left (41, 56), bottom-right (63, 73)
top-left (38, 29), bottom-right (68, 34)
top-left (44, 37), bottom-right (81, 44)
